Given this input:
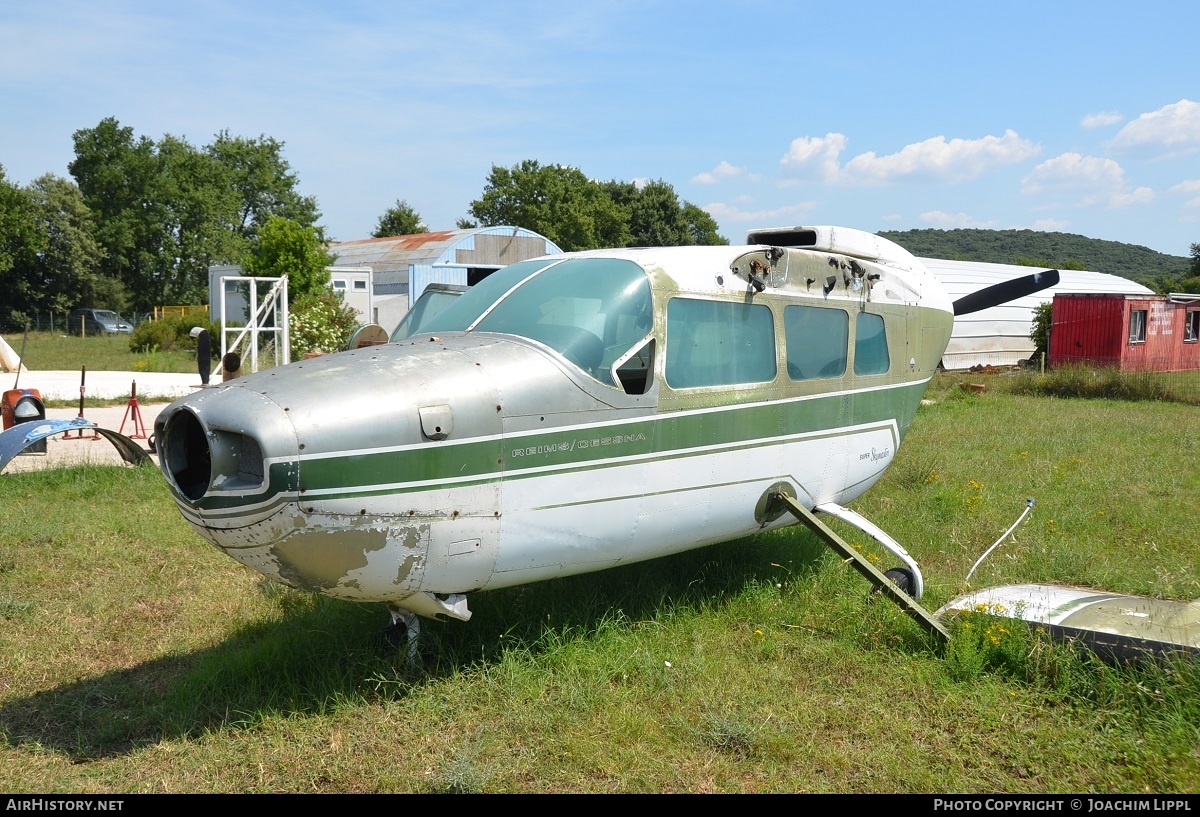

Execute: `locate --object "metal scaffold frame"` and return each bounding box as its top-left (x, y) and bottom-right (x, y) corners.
top-left (219, 275), bottom-right (290, 374)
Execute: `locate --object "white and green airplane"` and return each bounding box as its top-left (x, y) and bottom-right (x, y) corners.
top-left (152, 225), bottom-right (1059, 647)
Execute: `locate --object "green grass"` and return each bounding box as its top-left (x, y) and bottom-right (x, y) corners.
top-left (1, 383), bottom-right (1198, 793)
top-left (6, 331), bottom-right (197, 374)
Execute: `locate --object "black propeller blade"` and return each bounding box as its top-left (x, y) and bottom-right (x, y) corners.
top-left (195, 329), bottom-right (211, 385)
top-left (952, 269), bottom-right (1060, 317)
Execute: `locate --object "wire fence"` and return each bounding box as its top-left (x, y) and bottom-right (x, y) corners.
top-left (0, 312), bottom-right (156, 336)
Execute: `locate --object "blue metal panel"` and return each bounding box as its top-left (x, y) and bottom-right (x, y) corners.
top-left (410, 265), bottom-right (468, 306)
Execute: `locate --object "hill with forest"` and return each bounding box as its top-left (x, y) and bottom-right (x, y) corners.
top-left (877, 228), bottom-right (1190, 291)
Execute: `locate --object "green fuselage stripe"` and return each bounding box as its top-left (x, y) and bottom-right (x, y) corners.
top-left (193, 379), bottom-right (927, 513)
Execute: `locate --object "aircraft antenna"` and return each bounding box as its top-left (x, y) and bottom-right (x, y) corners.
top-left (965, 498), bottom-right (1035, 583)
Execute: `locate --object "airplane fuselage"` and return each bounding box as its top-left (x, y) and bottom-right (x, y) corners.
top-left (155, 229), bottom-right (954, 622)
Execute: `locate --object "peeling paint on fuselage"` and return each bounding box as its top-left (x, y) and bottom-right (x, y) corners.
top-left (270, 526), bottom-right (390, 592)
top-left (262, 517), bottom-right (432, 598)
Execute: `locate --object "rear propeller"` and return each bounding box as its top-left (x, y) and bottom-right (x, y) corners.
top-left (952, 269), bottom-right (1060, 316)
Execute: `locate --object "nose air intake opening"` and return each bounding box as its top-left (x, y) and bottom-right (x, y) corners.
top-left (162, 409), bottom-right (212, 502)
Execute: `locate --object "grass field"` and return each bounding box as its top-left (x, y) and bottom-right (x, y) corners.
top-left (1, 368), bottom-right (1198, 793)
top-left (4, 330), bottom-right (200, 376)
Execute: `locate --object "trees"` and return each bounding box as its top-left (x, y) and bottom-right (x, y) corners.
top-left (1029, 301), bottom-right (1052, 364)
top-left (0, 165), bottom-right (46, 324)
top-left (24, 174), bottom-right (110, 314)
top-left (1169, 243), bottom-right (1200, 294)
top-left (682, 202), bottom-right (727, 246)
top-left (465, 160), bottom-right (726, 251)
top-left (372, 199), bottom-right (428, 237)
top-left (68, 118), bottom-right (166, 311)
top-left (243, 215), bottom-right (334, 302)
top-left (68, 117), bottom-right (324, 312)
top-left (205, 130), bottom-right (321, 241)
top-left (879, 228), bottom-right (1190, 288)
top-left (466, 160), bottom-right (628, 252)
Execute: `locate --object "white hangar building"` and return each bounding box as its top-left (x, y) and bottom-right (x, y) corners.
top-left (329, 226), bottom-right (563, 333)
top-left (922, 258), bottom-right (1153, 370)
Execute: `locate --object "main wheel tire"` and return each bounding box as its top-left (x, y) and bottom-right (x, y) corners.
top-left (883, 567), bottom-right (915, 596)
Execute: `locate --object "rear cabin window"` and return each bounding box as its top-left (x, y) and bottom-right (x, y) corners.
top-left (853, 312), bottom-right (891, 375)
top-left (666, 298), bottom-right (776, 388)
top-left (784, 305), bottom-right (848, 380)
top-left (1185, 310), bottom-right (1198, 343)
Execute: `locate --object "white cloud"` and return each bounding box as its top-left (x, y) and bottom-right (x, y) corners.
top-left (1109, 99), bottom-right (1200, 156)
top-left (691, 160), bottom-right (746, 185)
top-left (842, 130), bottom-right (1039, 184)
top-left (880, 213), bottom-right (902, 222)
top-left (1109, 187), bottom-right (1155, 207)
top-left (779, 133), bottom-right (846, 183)
top-left (1081, 111), bottom-right (1123, 128)
top-left (777, 130), bottom-right (1038, 186)
top-left (1169, 179), bottom-right (1200, 194)
top-left (918, 211), bottom-right (997, 228)
top-left (704, 200), bottom-right (816, 225)
top-left (1023, 153), bottom-right (1156, 209)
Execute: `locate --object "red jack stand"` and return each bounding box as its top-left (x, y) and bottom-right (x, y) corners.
top-left (64, 365), bottom-right (100, 441)
top-left (119, 380), bottom-right (147, 439)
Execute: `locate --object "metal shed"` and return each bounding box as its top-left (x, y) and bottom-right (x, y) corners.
top-left (921, 258), bottom-right (1154, 370)
top-left (329, 226), bottom-right (563, 333)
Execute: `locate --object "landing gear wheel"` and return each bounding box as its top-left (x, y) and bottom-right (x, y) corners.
top-left (883, 568), bottom-right (915, 595)
top-left (374, 608), bottom-right (423, 668)
top-left (870, 568), bottom-right (916, 600)
top-left (372, 621), bottom-right (407, 653)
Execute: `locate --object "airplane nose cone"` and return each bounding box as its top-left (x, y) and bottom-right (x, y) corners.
top-left (156, 386), bottom-right (298, 505)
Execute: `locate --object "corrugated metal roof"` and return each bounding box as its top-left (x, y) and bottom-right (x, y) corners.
top-left (327, 226), bottom-right (564, 298)
top-left (922, 258), bottom-right (1153, 369)
top-left (330, 230), bottom-right (477, 270)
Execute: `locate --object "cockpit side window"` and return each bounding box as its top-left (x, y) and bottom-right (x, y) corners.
top-left (471, 258), bottom-right (653, 384)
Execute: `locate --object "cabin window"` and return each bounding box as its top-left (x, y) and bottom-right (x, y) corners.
top-left (853, 312), bottom-right (890, 375)
top-left (1129, 309), bottom-right (1147, 344)
top-left (1185, 310), bottom-right (1199, 343)
top-left (665, 298), bottom-right (776, 388)
top-left (784, 305), bottom-right (848, 380)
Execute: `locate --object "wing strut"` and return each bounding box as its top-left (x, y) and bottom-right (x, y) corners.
top-left (769, 492), bottom-right (950, 644)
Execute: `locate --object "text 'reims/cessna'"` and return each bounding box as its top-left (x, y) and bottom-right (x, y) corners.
top-left (153, 226), bottom-right (1059, 646)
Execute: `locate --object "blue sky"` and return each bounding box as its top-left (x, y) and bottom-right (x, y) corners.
top-left (3, 1), bottom-right (1198, 257)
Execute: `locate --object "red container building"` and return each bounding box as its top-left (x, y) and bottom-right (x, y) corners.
top-left (1049, 293), bottom-right (1200, 372)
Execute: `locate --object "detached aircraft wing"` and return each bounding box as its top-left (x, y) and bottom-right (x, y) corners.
top-left (0, 418), bottom-right (151, 474)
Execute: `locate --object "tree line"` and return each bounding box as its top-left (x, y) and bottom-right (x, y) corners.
top-left (0, 119), bottom-right (727, 327)
top-left (878, 228), bottom-right (1200, 293)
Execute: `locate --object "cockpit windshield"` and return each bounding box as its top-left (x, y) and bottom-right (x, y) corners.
top-left (419, 257), bottom-right (653, 385)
